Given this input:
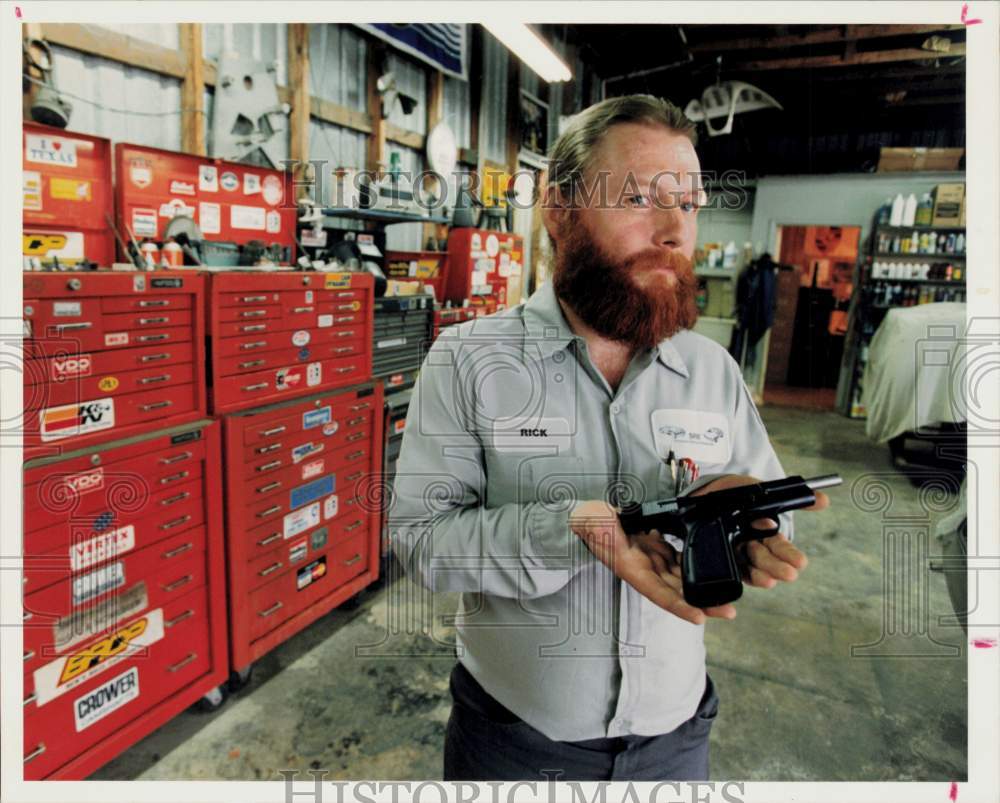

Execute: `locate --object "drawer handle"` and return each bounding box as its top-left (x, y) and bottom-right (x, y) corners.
top-left (257, 460), bottom-right (282, 472)
top-left (257, 532), bottom-right (281, 547)
top-left (347, 450), bottom-right (364, 460)
top-left (162, 574), bottom-right (193, 593)
top-left (160, 491), bottom-right (190, 506)
top-left (344, 553), bottom-right (362, 566)
top-left (334, 346), bottom-right (354, 354)
top-left (140, 400), bottom-right (172, 412)
top-left (138, 333), bottom-right (169, 342)
top-left (239, 359), bottom-right (265, 369)
top-left (162, 542), bottom-right (193, 559)
top-left (240, 340), bottom-right (267, 350)
top-left (258, 505), bottom-right (282, 518)
top-left (242, 295), bottom-right (268, 303)
top-left (257, 481), bottom-right (282, 494)
top-left (140, 352), bottom-right (171, 362)
top-left (256, 442), bottom-right (281, 454)
top-left (260, 426), bottom-right (286, 437)
top-left (336, 303), bottom-right (356, 311)
top-left (345, 520), bottom-right (363, 532)
top-left (139, 299), bottom-right (169, 308)
top-left (347, 416), bottom-right (365, 426)
top-left (23, 649), bottom-right (34, 662)
top-left (160, 451), bottom-right (192, 465)
top-left (242, 382), bottom-right (268, 392)
top-left (23, 691), bottom-right (37, 706)
top-left (345, 471), bottom-right (363, 482)
top-left (24, 744), bottom-right (45, 764)
top-left (334, 315), bottom-right (354, 323)
top-left (140, 373), bottom-right (171, 384)
top-left (259, 561), bottom-right (283, 577)
top-left (242, 324), bottom-right (266, 332)
top-left (165, 609), bottom-right (194, 627)
top-left (160, 515), bottom-right (192, 531)
top-left (160, 470), bottom-right (190, 484)
top-left (335, 291), bottom-right (354, 298)
top-left (292, 306), bottom-right (314, 313)
top-left (167, 652), bottom-right (197, 672)
top-left (139, 316), bottom-right (169, 325)
top-left (241, 310), bottom-right (267, 318)
top-left (258, 601), bottom-right (284, 618)
top-left (54, 321), bottom-right (92, 331)
top-left (336, 330), bottom-right (355, 338)
top-left (346, 432), bottom-right (365, 443)
top-left (349, 403), bottom-right (371, 412)
top-left (336, 366), bottom-right (355, 374)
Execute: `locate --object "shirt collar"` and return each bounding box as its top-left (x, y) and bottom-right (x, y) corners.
top-left (521, 282), bottom-right (691, 379)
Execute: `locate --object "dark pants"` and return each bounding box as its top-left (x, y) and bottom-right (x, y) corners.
top-left (443, 662), bottom-right (719, 781)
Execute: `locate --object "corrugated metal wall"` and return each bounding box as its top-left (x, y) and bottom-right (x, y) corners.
top-left (384, 145), bottom-right (426, 252)
top-left (442, 75), bottom-right (471, 150)
top-left (50, 42), bottom-right (182, 151)
top-left (480, 33), bottom-right (508, 164)
top-left (203, 23), bottom-right (289, 87)
top-left (99, 23), bottom-right (179, 50)
top-left (309, 24), bottom-right (367, 111)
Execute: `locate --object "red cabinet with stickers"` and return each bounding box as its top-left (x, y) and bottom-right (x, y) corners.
top-left (22, 419), bottom-right (228, 780)
top-left (208, 271), bottom-right (375, 414)
top-left (22, 123), bottom-right (115, 268)
top-left (22, 271), bottom-right (207, 461)
top-left (443, 228), bottom-right (523, 310)
top-left (222, 384), bottom-right (384, 670)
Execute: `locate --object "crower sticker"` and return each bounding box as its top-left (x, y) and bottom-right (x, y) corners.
top-left (74, 667), bottom-right (140, 732)
top-left (40, 398), bottom-right (115, 442)
top-left (33, 608), bottom-right (164, 706)
top-left (70, 524), bottom-right (136, 572)
top-left (72, 561), bottom-right (125, 606)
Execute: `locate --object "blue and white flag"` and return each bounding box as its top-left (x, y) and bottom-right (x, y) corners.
top-left (356, 23), bottom-right (467, 81)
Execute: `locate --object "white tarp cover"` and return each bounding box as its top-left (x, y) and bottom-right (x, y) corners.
top-left (863, 302), bottom-right (967, 443)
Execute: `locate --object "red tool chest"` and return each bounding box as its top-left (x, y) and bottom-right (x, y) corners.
top-left (23, 123), bottom-right (115, 268)
top-left (443, 228), bottom-right (523, 310)
top-left (22, 419), bottom-right (228, 780)
top-left (22, 271), bottom-right (207, 461)
top-left (432, 306), bottom-right (477, 339)
top-left (208, 271), bottom-right (374, 414)
top-left (222, 384), bottom-right (384, 670)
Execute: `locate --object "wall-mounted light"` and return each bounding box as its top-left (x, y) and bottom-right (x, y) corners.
top-left (482, 23), bottom-right (571, 83)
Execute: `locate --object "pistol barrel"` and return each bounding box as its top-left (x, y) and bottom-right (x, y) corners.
top-left (805, 474), bottom-right (843, 491)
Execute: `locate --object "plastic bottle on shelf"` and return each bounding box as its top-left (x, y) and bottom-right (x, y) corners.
top-left (910, 231), bottom-right (920, 253)
top-left (915, 193), bottom-right (934, 226)
top-left (938, 233), bottom-right (948, 252)
top-left (877, 198), bottom-right (893, 225)
top-left (890, 193), bottom-right (905, 226)
top-left (955, 233), bottom-right (965, 254)
top-left (722, 241), bottom-right (738, 269)
top-left (902, 193), bottom-right (918, 227)
top-left (946, 233), bottom-right (956, 254)
top-left (953, 266), bottom-right (963, 281)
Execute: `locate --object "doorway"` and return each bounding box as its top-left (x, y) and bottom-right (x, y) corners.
top-left (764, 224), bottom-right (860, 410)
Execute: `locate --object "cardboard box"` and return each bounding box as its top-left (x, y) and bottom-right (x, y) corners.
top-left (877, 147), bottom-right (964, 172)
top-left (932, 183), bottom-right (965, 227)
top-left (959, 195), bottom-right (966, 227)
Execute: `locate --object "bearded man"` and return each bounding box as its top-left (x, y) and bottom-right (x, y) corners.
top-left (388, 95), bottom-right (829, 782)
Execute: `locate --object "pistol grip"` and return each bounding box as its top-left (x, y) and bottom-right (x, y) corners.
top-left (681, 518), bottom-right (744, 608)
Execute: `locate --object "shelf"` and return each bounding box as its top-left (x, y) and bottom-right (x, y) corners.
top-left (695, 267), bottom-right (739, 279)
top-left (876, 224), bottom-right (964, 232)
top-left (873, 252), bottom-right (965, 260)
top-left (319, 207), bottom-right (451, 225)
top-left (869, 278), bottom-right (965, 286)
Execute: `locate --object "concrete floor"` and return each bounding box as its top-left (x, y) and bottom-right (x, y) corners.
top-left (92, 405), bottom-right (967, 782)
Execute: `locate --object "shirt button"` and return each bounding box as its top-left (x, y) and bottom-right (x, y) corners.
top-left (610, 403), bottom-right (621, 415)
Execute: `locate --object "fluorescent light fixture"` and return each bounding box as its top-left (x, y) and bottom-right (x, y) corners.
top-left (483, 23), bottom-right (572, 83)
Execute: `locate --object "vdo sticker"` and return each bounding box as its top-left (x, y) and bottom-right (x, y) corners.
top-left (51, 354), bottom-right (92, 380)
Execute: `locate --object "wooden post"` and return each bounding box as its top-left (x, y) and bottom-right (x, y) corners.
top-left (21, 23), bottom-right (45, 122)
top-left (179, 24), bottom-right (206, 156)
top-left (366, 43), bottom-right (387, 176)
top-left (288, 24), bottom-right (311, 198)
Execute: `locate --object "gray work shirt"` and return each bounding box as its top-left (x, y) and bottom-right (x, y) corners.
top-left (388, 281), bottom-right (791, 742)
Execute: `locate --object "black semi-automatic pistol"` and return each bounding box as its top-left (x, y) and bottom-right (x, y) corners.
top-left (618, 474), bottom-right (842, 608)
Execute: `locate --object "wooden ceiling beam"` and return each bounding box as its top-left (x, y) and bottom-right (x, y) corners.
top-left (687, 24), bottom-right (964, 53)
top-left (732, 44), bottom-right (966, 71)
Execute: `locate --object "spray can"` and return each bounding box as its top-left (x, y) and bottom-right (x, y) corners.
top-left (140, 241), bottom-right (160, 270)
top-left (161, 240), bottom-right (183, 268)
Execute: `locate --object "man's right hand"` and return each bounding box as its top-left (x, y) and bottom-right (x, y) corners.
top-left (568, 500), bottom-right (738, 625)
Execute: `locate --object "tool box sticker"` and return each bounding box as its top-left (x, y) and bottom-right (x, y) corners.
top-left (26, 134), bottom-right (78, 167)
top-left (302, 458), bottom-right (325, 480)
top-left (70, 524), bottom-right (136, 572)
top-left (290, 474), bottom-right (335, 510)
top-left (296, 556), bottom-right (327, 591)
top-left (283, 502), bottom-right (320, 539)
top-left (72, 560), bottom-right (126, 606)
top-left (23, 170), bottom-right (42, 211)
top-left (40, 398), bottom-right (115, 442)
top-left (33, 608), bottom-right (164, 706)
top-left (291, 441), bottom-right (323, 464)
top-left (51, 353), bottom-right (92, 380)
top-left (73, 666), bottom-right (140, 732)
top-left (275, 366), bottom-right (303, 392)
top-left (199, 165), bottom-right (218, 192)
top-left (289, 541), bottom-right (308, 565)
top-left (302, 406), bottom-right (331, 430)
top-left (54, 581), bottom-right (149, 653)
top-left (131, 208), bottom-right (157, 238)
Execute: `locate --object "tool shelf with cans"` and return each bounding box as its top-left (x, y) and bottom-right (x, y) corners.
top-left (221, 383), bottom-right (385, 671)
top-left (372, 294), bottom-right (434, 391)
top-left (21, 420), bottom-right (228, 780)
top-left (22, 270), bottom-right (208, 461)
top-left (207, 271), bottom-right (375, 414)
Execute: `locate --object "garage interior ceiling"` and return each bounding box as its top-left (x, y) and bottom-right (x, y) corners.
top-left (562, 24), bottom-right (967, 176)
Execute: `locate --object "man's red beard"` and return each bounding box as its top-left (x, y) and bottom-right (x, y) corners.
top-left (552, 219), bottom-right (699, 350)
